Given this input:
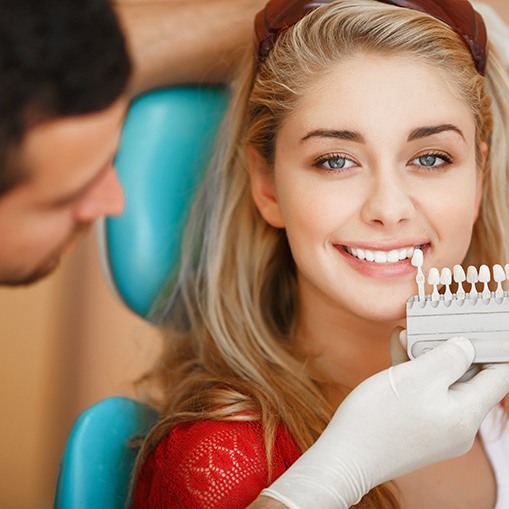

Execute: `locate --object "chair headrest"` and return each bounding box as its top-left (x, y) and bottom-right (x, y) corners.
top-left (100, 86), bottom-right (229, 320)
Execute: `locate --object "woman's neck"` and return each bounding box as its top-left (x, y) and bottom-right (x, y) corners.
top-left (295, 288), bottom-right (405, 394)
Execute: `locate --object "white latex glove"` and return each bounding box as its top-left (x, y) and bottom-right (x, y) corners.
top-left (262, 336), bottom-right (509, 509)
top-left (390, 326), bottom-right (481, 381)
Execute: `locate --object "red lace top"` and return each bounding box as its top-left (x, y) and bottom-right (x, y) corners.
top-left (133, 420), bottom-right (302, 508)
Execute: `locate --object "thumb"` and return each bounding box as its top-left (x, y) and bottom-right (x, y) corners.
top-left (390, 326), bottom-right (408, 366)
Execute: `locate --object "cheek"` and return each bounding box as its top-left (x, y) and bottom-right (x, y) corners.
top-left (21, 212), bottom-right (76, 254)
top-left (416, 172), bottom-right (479, 261)
top-left (276, 178), bottom-right (362, 270)
top-left (277, 179), bottom-right (346, 235)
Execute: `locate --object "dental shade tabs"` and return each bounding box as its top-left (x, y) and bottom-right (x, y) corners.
top-left (406, 249), bottom-right (509, 362)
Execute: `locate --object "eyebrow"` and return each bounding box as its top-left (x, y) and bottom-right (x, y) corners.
top-left (300, 124), bottom-right (465, 144)
top-left (407, 124), bottom-right (465, 142)
top-left (53, 157), bottom-right (113, 207)
top-left (301, 129), bottom-right (365, 144)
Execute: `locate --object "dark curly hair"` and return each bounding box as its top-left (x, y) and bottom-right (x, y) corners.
top-left (0, 0), bottom-right (131, 193)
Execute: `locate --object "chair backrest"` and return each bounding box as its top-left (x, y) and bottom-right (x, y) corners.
top-left (100, 85), bottom-right (229, 319)
top-left (54, 397), bottom-right (158, 509)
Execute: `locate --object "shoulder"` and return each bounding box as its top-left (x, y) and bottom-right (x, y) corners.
top-left (134, 420), bottom-right (301, 509)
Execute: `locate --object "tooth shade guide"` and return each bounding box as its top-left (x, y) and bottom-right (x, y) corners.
top-left (407, 261), bottom-right (509, 362)
top-left (428, 267), bottom-right (440, 302)
top-left (479, 264), bottom-right (491, 299)
top-left (411, 248), bottom-right (425, 301)
top-left (466, 266), bottom-right (479, 298)
top-left (440, 267), bottom-right (453, 300)
top-left (411, 262), bottom-right (509, 301)
top-left (493, 264), bottom-right (506, 299)
top-left (411, 248), bottom-right (423, 268)
top-left (453, 264), bottom-right (466, 298)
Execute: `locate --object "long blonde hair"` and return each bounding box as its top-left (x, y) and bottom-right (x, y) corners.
top-left (133, 1), bottom-right (509, 506)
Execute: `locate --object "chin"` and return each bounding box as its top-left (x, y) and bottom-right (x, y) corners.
top-left (1, 258), bottom-right (60, 287)
top-left (350, 294), bottom-right (409, 323)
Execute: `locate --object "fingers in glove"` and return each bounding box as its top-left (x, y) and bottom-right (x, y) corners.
top-left (396, 336), bottom-right (475, 388)
top-left (455, 362), bottom-right (509, 412)
top-left (390, 327), bottom-right (408, 366)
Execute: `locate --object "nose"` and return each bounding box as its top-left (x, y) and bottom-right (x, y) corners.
top-left (73, 165), bottom-right (125, 223)
top-left (360, 170), bottom-right (415, 228)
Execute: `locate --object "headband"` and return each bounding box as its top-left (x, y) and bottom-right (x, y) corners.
top-left (254, 0), bottom-right (488, 74)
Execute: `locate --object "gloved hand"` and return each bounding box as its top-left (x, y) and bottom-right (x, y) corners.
top-left (389, 325), bottom-right (409, 366)
top-left (389, 326), bottom-right (482, 381)
top-left (261, 336), bottom-right (509, 509)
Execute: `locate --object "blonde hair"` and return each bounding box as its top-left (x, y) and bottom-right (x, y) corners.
top-left (132, 1), bottom-right (509, 506)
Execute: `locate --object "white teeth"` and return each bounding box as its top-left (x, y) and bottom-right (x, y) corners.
top-left (346, 245), bottom-right (419, 263)
top-left (387, 250), bottom-right (399, 263)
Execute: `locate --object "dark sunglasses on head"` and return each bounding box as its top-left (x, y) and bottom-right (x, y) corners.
top-left (254, 0), bottom-right (487, 74)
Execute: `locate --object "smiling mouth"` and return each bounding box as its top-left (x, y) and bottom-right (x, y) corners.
top-left (344, 244), bottom-right (427, 264)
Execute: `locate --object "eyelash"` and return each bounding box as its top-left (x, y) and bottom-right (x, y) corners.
top-left (409, 151), bottom-right (453, 171)
top-left (313, 153), bottom-right (358, 173)
top-left (312, 150), bottom-right (454, 174)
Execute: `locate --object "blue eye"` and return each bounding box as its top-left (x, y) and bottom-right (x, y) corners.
top-left (314, 154), bottom-right (357, 172)
top-left (410, 152), bottom-right (452, 169)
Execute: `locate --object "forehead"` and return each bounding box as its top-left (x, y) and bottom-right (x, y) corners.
top-left (282, 52), bottom-right (474, 139)
top-left (13, 98), bottom-right (127, 199)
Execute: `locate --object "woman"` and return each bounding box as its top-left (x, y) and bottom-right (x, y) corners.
top-left (132, 1), bottom-right (509, 507)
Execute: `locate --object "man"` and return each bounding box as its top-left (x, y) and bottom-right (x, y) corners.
top-left (0, 0), bottom-right (130, 286)
top-left (0, 0), bottom-right (269, 287)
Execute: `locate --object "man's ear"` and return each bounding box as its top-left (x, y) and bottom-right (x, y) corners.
top-left (474, 141), bottom-right (488, 222)
top-left (247, 145), bottom-right (285, 228)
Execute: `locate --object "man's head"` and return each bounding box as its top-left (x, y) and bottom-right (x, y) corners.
top-left (0, 0), bottom-right (131, 285)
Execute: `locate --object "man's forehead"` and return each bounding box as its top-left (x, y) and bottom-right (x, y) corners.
top-left (12, 98), bottom-right (127, 196)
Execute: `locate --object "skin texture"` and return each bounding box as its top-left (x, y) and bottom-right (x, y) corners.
top-left (0, 98), bottom-right (128, 285)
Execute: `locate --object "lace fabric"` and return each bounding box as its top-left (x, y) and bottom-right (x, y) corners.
top-left (133, 420), bottom-right (302, 508)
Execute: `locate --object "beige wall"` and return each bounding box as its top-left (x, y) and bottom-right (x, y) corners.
top-left (485, 0), bottom-right (509, 21)
top-left (0, 228), bottom-right (161, 509)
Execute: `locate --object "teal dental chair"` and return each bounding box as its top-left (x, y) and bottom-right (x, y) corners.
top-left (53, 86), bottom-right (229, 509)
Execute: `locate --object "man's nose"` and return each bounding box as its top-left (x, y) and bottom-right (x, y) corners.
top-left (73, 165), bottom-right (125, 223)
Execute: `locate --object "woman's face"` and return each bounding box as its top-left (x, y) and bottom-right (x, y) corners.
top-left (250, 52), bottom-right (484, 322)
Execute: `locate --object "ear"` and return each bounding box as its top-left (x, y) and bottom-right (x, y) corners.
top-left (473, 141), bottom-right (488, 222)
top-left (246, 145), bottom-right (285, 228)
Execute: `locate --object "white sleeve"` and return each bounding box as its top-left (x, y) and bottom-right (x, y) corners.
top-left (473, 2), bottom-right (509, 66)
